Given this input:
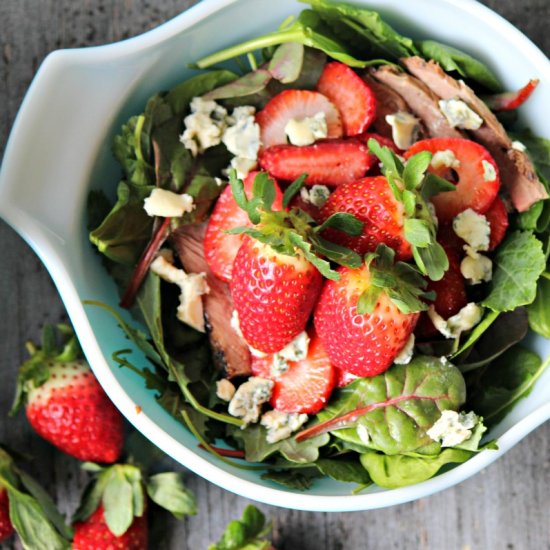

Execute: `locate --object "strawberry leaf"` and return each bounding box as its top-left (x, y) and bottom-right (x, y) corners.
top-left (146, 472), bottom-right (197, 519)
top-left (404, 219), bottom-right (432, 247)
top-left (357, 286), bottom-right (382, 315)
top-left (416, 241), bottom-right (449, 282)
top-left (402, 150), bottom-right (432, 190)
top-left (311, 235), bottom-right (362, 269)
top-left (102, 467), bottom-right (136, 536)
top-left (282, 174), bottom-right (307, 208)
top-left (315, 212), bottom-right (363, 236)
top-left (421, 173), bottom-right (456, 201)
top-left (288, 232), bottom-right (340, 280)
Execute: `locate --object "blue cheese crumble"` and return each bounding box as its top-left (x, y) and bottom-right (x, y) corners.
top-left (284, 112), bottom-right (328, 146)
top-left (143, 189), bottom-right (195, 218)
top-left (427, 410), bottom-right (479, 447)
top-left (228, 377), bottom-right (274, 425)
top-left (439, 98), bottom-right (483, 130)
top-left (180, 97), bottom-right (227, 156)
top-left (428, 302), bottom-right (483, 339)
top-left (300, 184), bottom-right (331, 207)
top-left (385, 111), bottom-right (420, 150)
top-left (271, 331), bottom-right (310, 377)
top-left (260, 410), bottom-right (308, 443)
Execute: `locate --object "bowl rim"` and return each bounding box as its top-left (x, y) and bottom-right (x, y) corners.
top-left (1, 0), bottom-right (550, 511)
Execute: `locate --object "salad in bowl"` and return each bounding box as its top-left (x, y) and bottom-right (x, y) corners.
top-left (85, 0), bottom-right (550, 494)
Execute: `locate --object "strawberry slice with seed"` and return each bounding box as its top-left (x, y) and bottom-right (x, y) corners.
top-left (406, 137), bottom-right (500, 223)
top-left (204, 171), bottom-right (283, 282)
top-left (258, 140), bottom-right (372, 187)
top-left (484, 196), bottom-right (509, 250)
top-left (317, 61), bottom-right (377, 136)
top-left (256, 89), bottom-right (343, 149)
top-left (251, 331), bottom-right (335, 414)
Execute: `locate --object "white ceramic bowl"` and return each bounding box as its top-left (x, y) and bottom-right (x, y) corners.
top-left (1, 0), bottom-right (549, 511)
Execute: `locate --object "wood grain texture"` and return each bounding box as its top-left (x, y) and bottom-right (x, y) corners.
top-left (1, 1), bottom-right (549, 549)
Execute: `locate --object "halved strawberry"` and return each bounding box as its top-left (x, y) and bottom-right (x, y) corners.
top-left (256, 89), bottom-right (343, 149)
top-left (484, 195), bottom-right (509, 250)
top-left (406, 137), bottom-right (500, 223)
top-left (204, 171), bottom-right (283, 282)
top-left (258, 140), bottom-right (372, 187)
top-left (314, 264), bottom-right (419, 377)
top-left (251, 331), bottom-right (335, 414)
top-left (319, 176), bottom-right (412, 260)
top-left (231, 238), bottom-right (323, 353)
top-left (317, 61), bottom-right (377, 136)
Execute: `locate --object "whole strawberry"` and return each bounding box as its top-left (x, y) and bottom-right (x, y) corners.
top-left (73, 462), bottom-right (196, 550)
top-left (11, 324), bottom-right (123, 464)
top-left (314, 245), bottom-right (426, 376)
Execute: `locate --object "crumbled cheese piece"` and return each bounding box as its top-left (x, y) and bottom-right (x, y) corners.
top-left (357, 423), bottom-right (371, 446)
top-left (228, 377), bottom-right (274, 425)
top-left (439, 98), bottom-right (483, 130)
top-left (427, 410), bottom-right (478, 447)
top-left (284, 112), bottom-right (328, 146)
top-left (300, 185), bottom-right (331, 207)
top-left (260, 410), bottom-right (308, 443)
top-left (216, 379), bottom-right (236, 402)
top-left (482, 160), bottom-right (497, 182)
top-left (214, 177), bottom-right (224, 187)
top-left (452, 209), bottom-right (490, 252)
top-left (512, 140), bottom-right (527, 152)
top-left (271, 332), bottom-right (310, 377)
top-left (428, 303), bottom-right (483, 339)
top-left (143, 189), bottom-right (195, 218)
top-left (228, 156), bottom-right (257, 179)
top-left (385, 111), bottom-right (420, 150)
top-left (460, 250), bottom-right (493, 285)
top-left (394, 334), bottom-right (415, 365)
top-left (222, 106), bottom-right (261, 160)
top-left (150, 251), bottom-right (209, 332)
top-left (431, 149), bottom-right (461, 170)
top-left (180, 97), bottom-right (227, 156)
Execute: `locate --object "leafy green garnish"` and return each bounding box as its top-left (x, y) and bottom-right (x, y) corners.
top-left (208, 505), bottom-right (273, 550)
top-left (261, 468), bottom-right (321, 491)
top-left (482, 231), bottom-right (545, 312)
top-left (527, 275), bottom-right (550, 338)
top-left (367, 138), bottom-right (449, 281)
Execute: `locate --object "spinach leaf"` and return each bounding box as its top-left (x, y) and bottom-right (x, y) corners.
top-left (359, 448), bottom-right (474, 489)
top-left (229, 424), bottom-right (329, 463)
top-left (466, 346), bottom-right (547, 425)
top-left (261, 468), bottom-right (321, 491)
top-left (316, 458), bottom-right (372, 485)
top-left (89, 181), bottom-right (154, 265)
top-left (310, 356), bottom-right (465, 455)
top-left (457, 308), bottom-right (529, 372)
top-left (415, 40), bottom-right (501, 92)
top-left (527, 276), bottom-right (550, 338)
top-left (203, 70), bottom-right (273, 101)
top-left (482, 231), bottom-right (545, 312)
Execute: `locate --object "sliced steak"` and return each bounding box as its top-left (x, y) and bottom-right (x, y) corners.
top-left (402, 56), bottom-right (548, 211)
top-left (370, 66), bottom-right (464, 140)
top-left (171, 223), bottom-right (251, 378)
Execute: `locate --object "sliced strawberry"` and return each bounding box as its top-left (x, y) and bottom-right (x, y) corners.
top-left (354, 132), bottom-right (401, 153)
top-left (231, 238), bottom-right (323, 353)
top-left (256, 89), bottom-right (343, 149)
top-left (204, 171), bottom-right (283, 282)
top-left (484, 196), bottom-right (509, 250)
top-left (314, 265), bottom-right (419, 377)
top-left (258, 140), bottom-right (372, 187)
top-left (316, 61), bottom-right (377, 136)
top-left (484, 79), bottom-right (539, 111)
top-left (406, 137), bottom-right (500, 223)
top-left (319, 176), bottom-right (412, 260)
top-left (251, 332), bottom-right (335, 414)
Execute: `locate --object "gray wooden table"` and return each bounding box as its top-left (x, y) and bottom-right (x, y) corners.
top-left (1, 1), bottom-right (550, 549)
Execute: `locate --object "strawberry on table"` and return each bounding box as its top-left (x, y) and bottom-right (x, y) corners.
top-left (258, 139), bottom-right (373, 187)
top-left (12, 325), bottom-right (123, 464)
top-left (317, 61), bottom-right (377, 136)
top-left (250, 330), bottom-right (335, 414)
top-left (204, 171), bottom-right (283, 282)
top-left (406, 137), bottom-right (500, 223)
top-left (314, 245), bottom-right (427, 377)
top-left (319, 176), bottom-right (412, 260)
top-left (256, 89), bottom-right (343, 149)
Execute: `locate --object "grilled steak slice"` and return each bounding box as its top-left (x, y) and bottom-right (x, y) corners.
top-left (371, 66), bottom-right (464, 140)
top-left (171, 223), bottom-right (251, 378)
top-left (402, 56), bottom-right (548, 211)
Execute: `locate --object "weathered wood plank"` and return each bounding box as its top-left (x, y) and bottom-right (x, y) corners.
top-left (1, 1), bottom-right (549, 549)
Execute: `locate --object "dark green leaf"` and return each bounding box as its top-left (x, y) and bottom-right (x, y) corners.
top-left (288, 232), bottom-right (340, 280)
top-left (357, 286), bottom-right (382, 315)
top-left (316, 212), bottom-right (363, 236)
top-left (261, 468), bottom-right (321, 491)
top-left (310, 235), bottom-right (362, 269)
top-left (282, 174), bottom-right (307, 208)
top-left (527, 276), bottom-right (550, 338)
top-left (416, 40), bottom-right (502, 92)
top-left (420, 173), bottom-right (456, 201)
top-left (146, 473), bottom-right (197, 519)
top-left (467, 346), bottom-right (547, 425)
top-left (316, 458), bottom-right (372, 485)
top-left (360, 448), bottom-right (474, 489)
top-left (482, 231), bottom-right (545, 312)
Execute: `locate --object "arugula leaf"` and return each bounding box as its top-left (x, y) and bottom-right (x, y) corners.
top-left (208, 505), bottom-right (272, 550)
top-left (416, 40), bottom-right (501, 92)
top-left (466, 346), bottom-right (547, 425)
top-left (482, 231), bottom-right (545, 312)
top-left (304, 356), bottom-right (465, 455)
top-left (360, 448), bottom-right (474, 489)
top-left (527, 275), bottom-right (550, 338)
